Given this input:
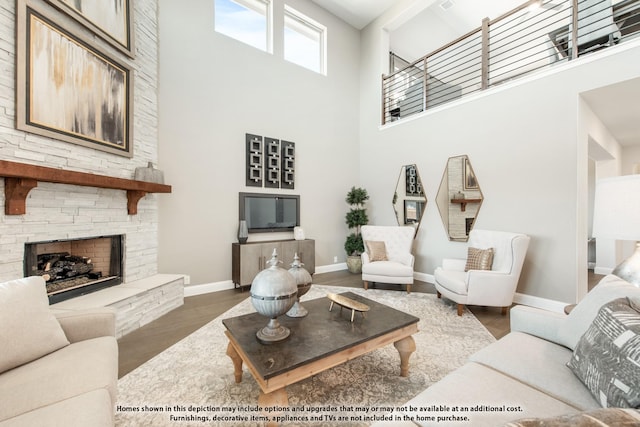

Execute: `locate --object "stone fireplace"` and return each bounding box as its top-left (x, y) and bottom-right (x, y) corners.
top-left (24, 235), bottom-right (124, 304)
top-left (0, 0), bottom-right (186, 337)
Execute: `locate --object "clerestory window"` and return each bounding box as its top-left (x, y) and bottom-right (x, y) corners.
top-left (215, 0), bottom-right (272, 52)
top-left (283, 5), bottom-right (327, 75)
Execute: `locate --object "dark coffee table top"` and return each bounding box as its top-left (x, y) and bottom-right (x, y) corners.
top-left (222, 291), bottom-right (419, 380)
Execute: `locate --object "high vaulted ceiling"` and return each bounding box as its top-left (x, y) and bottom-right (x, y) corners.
top-left (311, 0), bottom-right (525, 30)
top-left (310, 0), bottom-right (399, 29)
top-left (311, 0), bottom-right (639, 148)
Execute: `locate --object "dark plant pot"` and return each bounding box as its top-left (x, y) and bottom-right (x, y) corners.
top-left (346, 255), bottom-right (362, 274)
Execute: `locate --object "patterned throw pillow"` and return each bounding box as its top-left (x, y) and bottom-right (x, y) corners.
top-left (567, 297), bottom-right (640, 408)
top-left (365, 240), bottom-right (388, 262)
top-left (464, 247), bottom-right (494, 272)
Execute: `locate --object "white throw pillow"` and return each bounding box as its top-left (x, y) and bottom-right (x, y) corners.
top-left (0, 276), bottom-right (70, 373)
top-left (556, 274), bottom-right (640, 350)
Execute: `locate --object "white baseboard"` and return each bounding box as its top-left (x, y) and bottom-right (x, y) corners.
top-left (414, 271), bottom-right (434, 284)
top-left (513, 292), bottom-right (567, 313)
top-left (183, 269), bottom-right (568, 313)
top-left (184, 280), bottom-right (235, 297)
top-left (594, 266), bottom-right (614, 275)
top-left (183, 263), bottom-right (349, 297)
top-left (315, 262), bottom-right (347, 274)
top-left (414, 271), bottom-right (567, 313)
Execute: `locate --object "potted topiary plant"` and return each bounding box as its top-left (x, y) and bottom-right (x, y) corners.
top-left (344, 186), bottom-right (369, 274)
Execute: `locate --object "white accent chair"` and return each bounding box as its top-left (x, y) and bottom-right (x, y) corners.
top-left (360, 225), bottom-right (415, 293)
top-left (434, 229), bottom-right (530, 316)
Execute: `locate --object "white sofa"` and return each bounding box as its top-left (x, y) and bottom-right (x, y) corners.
top-left (0, 277), bottom-right (118, 427)
top-left (373, 274), bottom-right (640, 426)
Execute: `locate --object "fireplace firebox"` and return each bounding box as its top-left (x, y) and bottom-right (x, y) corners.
top-left (24, 235), bottom-right (124, 304)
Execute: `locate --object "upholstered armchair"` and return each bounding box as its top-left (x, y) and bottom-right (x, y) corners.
top-left (360, 225), bottom-right (415, 293)
top-left (434, 229), bottom-right (530, 316)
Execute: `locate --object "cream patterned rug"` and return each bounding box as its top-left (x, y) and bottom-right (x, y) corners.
top-left (116, 286), bottom-right (495, 426)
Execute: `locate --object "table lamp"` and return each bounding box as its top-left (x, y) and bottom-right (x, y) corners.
top-left (592, 175), bottom-right (640, 287)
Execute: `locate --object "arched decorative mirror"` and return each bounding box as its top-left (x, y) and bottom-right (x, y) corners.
top-left (436, 155), bottom-right (483, 242)
top-left (392, 164), bottom-right (427, 234)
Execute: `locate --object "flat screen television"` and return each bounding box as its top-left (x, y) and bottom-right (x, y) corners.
top-left (239, 192), bottom-right (300, 233)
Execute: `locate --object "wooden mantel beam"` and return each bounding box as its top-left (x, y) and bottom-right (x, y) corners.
top-left (0, 160), bottom-right (171, 215)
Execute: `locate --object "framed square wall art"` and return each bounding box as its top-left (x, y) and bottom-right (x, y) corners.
top-left (16, 0), bottom-right (134, 157)
top-left (46, 0), bottom-right (134, 58)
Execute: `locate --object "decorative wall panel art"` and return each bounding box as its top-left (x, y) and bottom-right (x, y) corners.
top-left (245, 133), bottom-right (295, 189)
top-left (281, 141), bottom-right (295, 190)
top-left (246, 134), bottom-right (263, 187)
top-left (265, 137), bottom-right (281, 189)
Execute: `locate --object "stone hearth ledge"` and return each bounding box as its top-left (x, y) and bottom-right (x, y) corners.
top-left (50, 274), bottom-right (186, 338)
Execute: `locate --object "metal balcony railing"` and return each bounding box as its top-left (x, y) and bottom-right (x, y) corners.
top-left (382, 0), bottom-right (640, 124)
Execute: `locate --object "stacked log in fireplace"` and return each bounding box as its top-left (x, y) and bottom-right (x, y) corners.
top-left (25, 235), bottom-right (123, 303)
top-left (36, 252), bottom-right (102, 285)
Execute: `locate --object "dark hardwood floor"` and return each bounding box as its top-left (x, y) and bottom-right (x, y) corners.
top-left (117, 270), bottom-right (606, 378)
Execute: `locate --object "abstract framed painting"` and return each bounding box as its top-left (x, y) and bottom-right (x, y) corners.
top-left (46, 0), bottom-right (134, 58)
top-left (16, 0), bottom-right (133, 157)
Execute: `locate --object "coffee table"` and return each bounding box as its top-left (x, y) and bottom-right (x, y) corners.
top-left (223, 292), bottom-right (419, 410)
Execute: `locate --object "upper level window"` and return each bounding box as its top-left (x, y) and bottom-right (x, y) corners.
top-left (283, 6), bottom-right (326, 75)
top-left (215, 0), bottom-right (272, 52)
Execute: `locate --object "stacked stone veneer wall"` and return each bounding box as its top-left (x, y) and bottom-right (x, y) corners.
top-left (0, 1), bottom-right (161, 283)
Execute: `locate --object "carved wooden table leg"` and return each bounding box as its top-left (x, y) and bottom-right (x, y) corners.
top-left (226, 342), bottom-right (243, 383)
top-left (259, 388), bottom-right (288, 427)
top-left (394, 336), bottom-right (416, 377)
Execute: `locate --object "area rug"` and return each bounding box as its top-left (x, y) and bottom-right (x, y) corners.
top-left (115, 286), bottom-right (495, 426)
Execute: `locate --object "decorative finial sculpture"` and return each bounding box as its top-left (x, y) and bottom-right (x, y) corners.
top-left (286, 253), bottom-right (313, 317)
top-left (250, 249), bottom-right (298, 343)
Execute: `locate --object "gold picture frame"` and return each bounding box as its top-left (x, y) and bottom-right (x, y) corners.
top-left (46, 0), bottom-right (134, 58)
top-left (16, 0), bottom-right (133, 157)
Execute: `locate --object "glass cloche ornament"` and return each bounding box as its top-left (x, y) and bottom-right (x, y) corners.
top-left (286, 253), bottom-right (313, 318)
top-left (250, 249), bottom-right (298, 343)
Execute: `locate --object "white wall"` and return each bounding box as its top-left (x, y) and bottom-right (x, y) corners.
top-left (580, 99), bottom-right (622, 278)
top-left (157, 0), bottom-right (361, 286)
top-left (584, 116), bottom-right (640, 274)
top-left (623, 145), bottom-right (640, 174)
top-left (389, 5), bottom-right (458, 63)
top-left (620, 145), bottom-right (640, 261)
top-left (0, 0), bottom-right (162, 283)
top-left (360, 4), bottom-right (640, 304)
